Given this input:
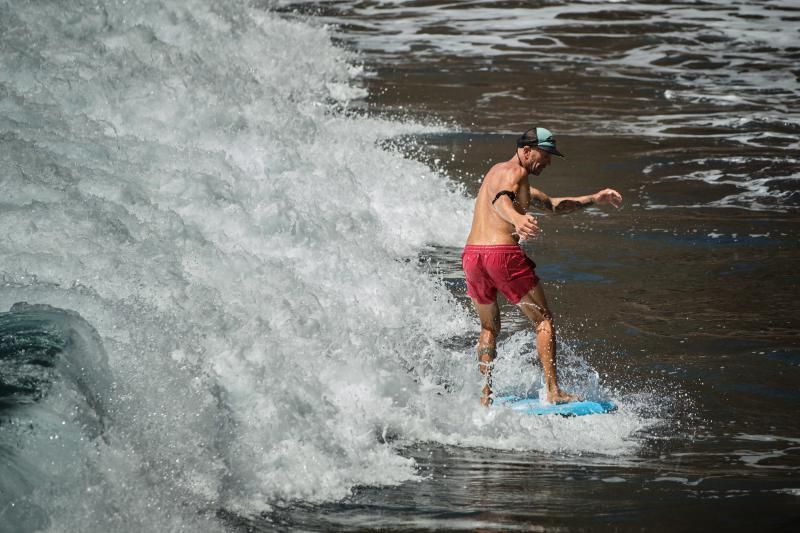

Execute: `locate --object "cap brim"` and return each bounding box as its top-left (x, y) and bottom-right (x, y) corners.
top-left (540, 146), bottom-right (566, 158)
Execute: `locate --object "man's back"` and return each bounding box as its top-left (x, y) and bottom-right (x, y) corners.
top-left (466, 159), bottom-right (529, 245)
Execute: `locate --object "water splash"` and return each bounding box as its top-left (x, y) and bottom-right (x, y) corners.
top-left (0, 1), bottom-right (653, 530)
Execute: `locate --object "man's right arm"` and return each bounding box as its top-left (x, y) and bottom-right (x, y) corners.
top-left (490, 182), bottom-right (539, 240)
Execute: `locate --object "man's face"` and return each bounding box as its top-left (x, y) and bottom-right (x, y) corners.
top-left (529, 147), bottom-right (551, 175)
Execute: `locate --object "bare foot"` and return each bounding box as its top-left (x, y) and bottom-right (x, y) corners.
top-left (546, 389), bottom-right (580, 404)
top-left (480, 384), bottom-right (493, 406)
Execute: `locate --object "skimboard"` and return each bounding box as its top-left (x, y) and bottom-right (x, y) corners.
top-left (494, 395), bottom-right (616, 416)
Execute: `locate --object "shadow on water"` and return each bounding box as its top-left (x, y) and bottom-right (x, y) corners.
top-left (0, 303), bottom-right (112, 532)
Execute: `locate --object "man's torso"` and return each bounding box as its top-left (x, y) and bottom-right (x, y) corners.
top-left (466, 160), bottom-right (530, 245)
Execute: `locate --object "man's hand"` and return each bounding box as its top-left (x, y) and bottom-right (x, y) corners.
top-left (514, 213), bottom-right (540, 241)
top-left (592, 188), bottom-right (623, 208)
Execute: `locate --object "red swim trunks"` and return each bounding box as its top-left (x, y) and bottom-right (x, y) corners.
top-left (461, 244), bottom-right (539, 305)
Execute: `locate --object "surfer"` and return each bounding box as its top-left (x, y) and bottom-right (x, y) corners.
top-left (462, 127), bottom-right (622, 406)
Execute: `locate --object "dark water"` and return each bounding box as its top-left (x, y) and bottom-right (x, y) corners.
top-left (260, 1), bottom-right (800, 530)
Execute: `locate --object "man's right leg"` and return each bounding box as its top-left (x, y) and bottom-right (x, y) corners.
top-left (474, 299), bottom-right (500, 406)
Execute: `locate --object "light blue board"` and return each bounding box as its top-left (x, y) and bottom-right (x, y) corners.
top-left (494, 395), bottom-right (616, 416)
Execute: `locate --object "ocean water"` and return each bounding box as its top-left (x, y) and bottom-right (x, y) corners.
top-left (2, 0), bottom-right (799, 531)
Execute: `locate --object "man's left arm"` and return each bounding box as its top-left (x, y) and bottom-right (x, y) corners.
top-left (529, 187), bottom-right (622, 215)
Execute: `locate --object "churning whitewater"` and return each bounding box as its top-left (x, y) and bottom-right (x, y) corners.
top-left (0, 1), bottom-right (645, 530)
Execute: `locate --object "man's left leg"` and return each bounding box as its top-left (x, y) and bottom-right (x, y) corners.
top-left (516, 284), bottom-right (577, 404)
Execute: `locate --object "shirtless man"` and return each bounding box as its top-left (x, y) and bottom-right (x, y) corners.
top-left (462, 127), bottom-right (622, 406)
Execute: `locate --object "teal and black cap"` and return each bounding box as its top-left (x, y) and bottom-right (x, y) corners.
top-left (516, 127), bottom-right (565, 158)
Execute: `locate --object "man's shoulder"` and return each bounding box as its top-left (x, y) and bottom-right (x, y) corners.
top-left (487, 160), bottom-right (527, 184)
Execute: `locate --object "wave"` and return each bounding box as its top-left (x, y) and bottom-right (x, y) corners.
top-left (0, 1), bottom-right (650, 530)
top-left (1, 303), bottom-right (111, 532)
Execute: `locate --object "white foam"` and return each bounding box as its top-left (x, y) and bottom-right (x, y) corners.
top-left (642, 156), bottom-right (800, 212)
top-left (0, 0), bottom-right (468, 527)
top-left (653, 476), bottom-right (703, 486)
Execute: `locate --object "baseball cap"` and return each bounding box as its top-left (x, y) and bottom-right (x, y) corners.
top-left (516, 127), bottom-right (565, 158)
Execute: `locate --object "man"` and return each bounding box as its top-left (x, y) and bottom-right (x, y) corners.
top-left (462, 127), bottom-right (622, 406)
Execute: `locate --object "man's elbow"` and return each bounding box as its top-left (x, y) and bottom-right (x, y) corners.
top-left (553, 200), bottom-right (580, 214)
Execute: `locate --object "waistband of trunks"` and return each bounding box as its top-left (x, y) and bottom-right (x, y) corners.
top-left (462, 244), bottom-right (523, 254)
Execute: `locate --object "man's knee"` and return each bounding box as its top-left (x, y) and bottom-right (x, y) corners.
top-left (535, 316), bottom-right (554, 335)
top-left (480, 320), bottom-right (500, 337)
